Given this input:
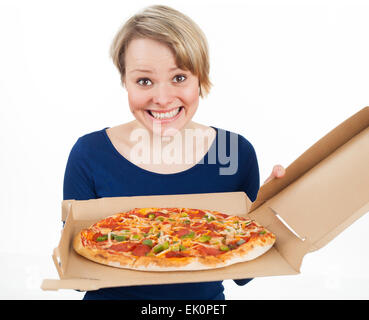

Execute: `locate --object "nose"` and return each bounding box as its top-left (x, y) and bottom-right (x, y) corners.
top-left (152, 83), bottom-right (176, 107)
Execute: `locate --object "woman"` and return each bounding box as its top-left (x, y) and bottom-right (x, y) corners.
top-left (63, 4), bottom-right (285, 300)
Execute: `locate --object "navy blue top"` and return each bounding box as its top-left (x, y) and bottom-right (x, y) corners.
top-left (63, 125), bottom-right (260, 300)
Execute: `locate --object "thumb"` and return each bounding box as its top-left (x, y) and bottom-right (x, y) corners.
top-left (274, 164), bottom-right (285, 178)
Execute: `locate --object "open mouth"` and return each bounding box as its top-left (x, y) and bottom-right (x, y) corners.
top-left (146, 106), bottom-right (184, 121)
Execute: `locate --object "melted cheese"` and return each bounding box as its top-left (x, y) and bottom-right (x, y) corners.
top-left (108, 232), bottom-right (113, 245)
top-left (96, 208), bottom-right (267, 257)
top-left (155, 248), bottom-right (171, 257)
top-left (204, 212), bottom-right (217, 219)
top-left (138, 208), bottom-right (159, 215)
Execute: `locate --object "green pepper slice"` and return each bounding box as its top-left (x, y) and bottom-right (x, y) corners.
top-left (96, 235), bottom-right (108, 242)
top-left (142, 239), bottom-right (153, 247)
top-left (132, 234), bottom-right (142, 240)
top-left (114, 235), bottom-right (128, 242)
top-left (205, 215), bottom-right (215, 222)
top-left (198, 235), bottom-right (211, 243)
top-left (153, 241), bottom-right (169, 253)
top-left (181, 231), bottom-right (195, 239)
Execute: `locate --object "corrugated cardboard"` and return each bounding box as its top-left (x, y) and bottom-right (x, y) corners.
top-left (41, 106), bottom-right (369, 291)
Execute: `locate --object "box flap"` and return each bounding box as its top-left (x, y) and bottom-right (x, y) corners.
top-left (251, 106), bottom-right (369, 213)
top-left (62, 199), bottom-right (74, 222)
top-left (268, 126), bottom-right (369, 248)
top-left (41, 279), bottom-right (130, 292)
top-left (248, 205), bottom-right (312, 272)
top-left (250, 106), bottom-right (369, 249)
top-left (308, 200), bottom-right (369, 251)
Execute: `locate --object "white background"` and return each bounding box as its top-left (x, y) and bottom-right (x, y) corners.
top-left (0, 0), bottom-right (368, 300)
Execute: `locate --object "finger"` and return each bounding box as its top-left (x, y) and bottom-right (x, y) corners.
top-left (273, 165), bottom-right (285, 178)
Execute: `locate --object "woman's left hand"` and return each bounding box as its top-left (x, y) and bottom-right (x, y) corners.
top-left (263, 164), bottom-right (286, 184)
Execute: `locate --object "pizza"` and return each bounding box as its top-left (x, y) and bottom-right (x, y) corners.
top-left (73, 207), bottom-right (276, 271)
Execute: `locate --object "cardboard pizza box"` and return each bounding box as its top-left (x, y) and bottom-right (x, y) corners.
top-left (41, 106), bottom-right (369, 291)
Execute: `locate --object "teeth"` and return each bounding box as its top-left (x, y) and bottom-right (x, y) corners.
top-left (150, 107), bottom-right (181, 120)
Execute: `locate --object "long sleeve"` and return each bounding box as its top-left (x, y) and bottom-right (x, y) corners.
top-left (62, 138), bottom-right (98, 295)
top-left (63, 137), bottom-right (97, 201)
top-left (240, 136), bottom-right (260, 202)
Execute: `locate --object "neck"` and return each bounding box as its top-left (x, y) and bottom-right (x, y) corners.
top-left (128, 120), bottom-right (215, 166)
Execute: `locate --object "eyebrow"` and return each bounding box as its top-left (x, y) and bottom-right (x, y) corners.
top-left (128, 67), bottom-right (181, 74)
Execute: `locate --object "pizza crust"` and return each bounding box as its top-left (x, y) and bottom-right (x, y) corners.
top-left (220, 236), bottom-right (275, 267)
top-left (133, 256), bottom-right (205, 271)
top-left (73, 231), bottom-right (276, 271)
top-left (73, 232), bottom-right (137, 269)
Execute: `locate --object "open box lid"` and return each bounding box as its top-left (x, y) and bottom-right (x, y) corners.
top-left (250, 106), bottom-right (369, 251)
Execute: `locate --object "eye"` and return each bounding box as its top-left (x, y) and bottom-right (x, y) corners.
top-left (137, 78), bottom-right (152, 86)
top-left (173, 74), bottom-right (187, 83)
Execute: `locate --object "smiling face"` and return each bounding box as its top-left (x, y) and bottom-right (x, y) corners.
top-left (124, 38), bottom-right (200, 136)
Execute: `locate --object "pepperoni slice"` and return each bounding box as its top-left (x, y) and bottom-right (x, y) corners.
top-left (174, 228), bottom-right (191, 237)
top-left (140, 227), bottom-right (151, 233)
top-left (165, 251), bottom-right (189, 258)
top-left (109, 242), bottom-right (137, 252)
top-left (186, 209), bottom-right (206, 219)
top-left (196, 245), bottom-right (223, 256)
top-left (98, 217), bottom-right (119, 229)
top-left (131, 244), bottom-right (151, 257)
top-left (205, 223), bottom-right (225, 232)
top-left (250, 232), bottom-right (260, 239)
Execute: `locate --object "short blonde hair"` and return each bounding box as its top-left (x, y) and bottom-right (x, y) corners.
top-left (109, 5), bottom-right (212, 98)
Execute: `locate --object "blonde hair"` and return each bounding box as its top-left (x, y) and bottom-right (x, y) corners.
top-left (109, 5), bottom-right (212, 98)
